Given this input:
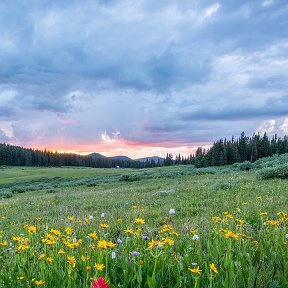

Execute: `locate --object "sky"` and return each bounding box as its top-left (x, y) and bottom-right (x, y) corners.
top-left (0, 0), bottom-right (288, 159)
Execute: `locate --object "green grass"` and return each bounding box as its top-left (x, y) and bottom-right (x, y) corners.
top-left (0, 165), bottom-right (287, 287)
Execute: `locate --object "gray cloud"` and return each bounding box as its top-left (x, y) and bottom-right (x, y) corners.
top-left (0, 0), bottom-right (288, 154)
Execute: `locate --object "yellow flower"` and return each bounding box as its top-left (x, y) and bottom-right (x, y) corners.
top-left (88, 232), bottom-right (98, 240)
top-left (46, 257), bottom-right (53, 263)
top-left (17, 276), bottom-right (24, 280)
top-left (12, 236), bottom-right (22, 242)
top-left (81, 255), bottom-right (86, 262)
top-left (159, 224), bottom-right (173, 233)
top-left (50, 228), bottom-right (61, 236)
top-left (86, 265), bottom-right (91, 271)
top-left (224, 230), bottom-right (239, 240)
top-left (100, 223), bottom-right (109, 229)
top-left (0, 241), bottom-right (8, 246)
top-left (27, 225), bottom-right (37, 234)
top-left (212, 216), bottom-right (220, 223)
top-left (38, 253), bottom-right (46, 260)
top-left (35, 217), bottom-right (42, 222)
top-left (35, 280), bottom-right (45, 286)
top-left (266, 220), bottom-right (280, 226)
top-left (58, 249), bottom-right (65, 255)
top-left (117, 217), bottom-right (123, 222)
top-left (148, 240), bottom-right (164, 249)
top-left (210, 263), bottom-right (218, 273)
top-left (97, 240), bottom-right (107, 249)
top-left (65, 227), bottom-right (73, 235)
top-left (260, 212), bottom-right (268, 216)
top-left (67, 256), bottom-right (76, 268)
top-left (67, 216), bottom-right (74, 221)
top-left (134, 218), bottom-right (145, 224)
top-left (188, 266), bottom-right (202, 275)
top-left (125, 228), bottom-right (138, 236)
top-left (163, 238), bottom-right (174, 246)
top-left (94, 263), bottom-right (105, 271)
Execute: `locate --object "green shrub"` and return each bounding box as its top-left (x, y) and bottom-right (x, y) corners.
top-left (256, 163), bottom-right (288, 180)
top-left (0, 189), bottom-right (13, 198)
top-left (239, 161), bottom-right (254, 171)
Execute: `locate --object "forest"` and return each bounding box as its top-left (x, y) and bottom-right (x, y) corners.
top-left (1, 132), bottom-right (287, 168)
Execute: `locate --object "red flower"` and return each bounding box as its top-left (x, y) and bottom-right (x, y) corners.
top-left (91, 277), bottom-right (110, 288)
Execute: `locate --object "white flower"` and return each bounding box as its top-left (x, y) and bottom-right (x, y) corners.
top-left (101, 213), bottom-right (105, 218)
top-left (192, 234), bottom-right (199, 241)
top-left (285, 234), bottom-right (288, 239)
top-left (169, 209), bottom-right (176, 215)
top-left (111, 251), bottom-right (116, 259)
top-left (73, 237), bottom-right (77, 243)
top-left (88, 215), bottom-right (93, 220)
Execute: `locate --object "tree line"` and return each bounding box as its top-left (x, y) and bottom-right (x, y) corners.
top-left (1, 132), bottom-right (288, 169)
top-left (0, 144), bottom-right (145, 168)
top-left (163, 132), bottom-right (288, 167)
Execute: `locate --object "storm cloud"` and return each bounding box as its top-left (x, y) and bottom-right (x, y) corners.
top-left (0, 0), bottom-right (288, 157)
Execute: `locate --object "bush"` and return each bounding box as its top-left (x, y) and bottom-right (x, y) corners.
top-left (119, 174), bottom-right (140, 182)
top-left (256, 163), bottom-right (288, 180)
top-left (0, 189), bottom-right (13, 198)
top-left (239, 161), bottom-right (254, 171)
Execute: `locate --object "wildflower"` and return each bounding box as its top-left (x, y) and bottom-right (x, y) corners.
top-left (117, 217), bottom-right (123, 222)
top-left (210, 263), bottom-right (218, 273)
top-left (285, 234), bottom-right (288, 240)
top-left (65, 227), bottom-right (73, 235)
top-left (12, 236), bottom-right (22, 242)
top-left (101, 213), bottom-right (105, 218)
top-left (58, 249), bottom-right (65, 255)
top-left (148, 240), bottom-right (164, 249)
top-left (89, 215), bottom-right (94, 220)
top-left (35, 217), bottom-right (42, 222)
top-left (134, 218), bottom-right (145, 224)
top-left (266, 220), bottom-right (280, 226)
top-left (192, 235), bottom-right (199, 241)
top-left (91, 277), bottom-right (110, 288)
top-left (50, 228), bottom-right (61, 236)
top-left (94, 263), bottom-right (105, 271)
top-left (27, 225), bottom-right (37, 234)
top-left (169, 209), bottom-right (176, 215)
top-left (188, 266), bottom-right (202, 275)
top-left (131, 251), bottom-right (140, 256)
top-left (260, 212), bottom-right (268, 216)
top-left (100, 223), bottom-right (109, 229)
top-left (67, 216), bottom-right (74, 221)
top-left (46, 256), bottom-right (53, 263)
top-left (17, 276), bottom-right (24, 280)
top-left (142, 235), bottom-right (149, 240)
top-left (224, 230), bottom-right (239, 240)
top-left (88, 232), bottom-right (98, 240)
top-left (67, 256), bottom-right (76, 268)
top-left (35, 280), bottom-right (45, 286)
top-left (212, 216), bottom-right (220, 223)
top-left (116, 238), bottom-right (122, 244)
top-left (38, 253), bottom-right (46, 260)
top-left (163, 238), bottom-right (174, 246)
top-left (159, 224), bottom-right (173, 233)
top-left (111, 251), bottom-right (116, 259)
top-left (86, 265), bottom-right (91, 271)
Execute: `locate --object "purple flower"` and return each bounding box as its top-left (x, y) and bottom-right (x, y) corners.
top-left (142, 235), bottom-right (149, 240)
top-left (116, 239), bottom-right (122, 244)
top-left (131, 251), bottom-right (140, 256)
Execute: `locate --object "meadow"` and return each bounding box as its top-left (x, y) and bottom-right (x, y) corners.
top-left (0, 158), bottom-right (287, 287)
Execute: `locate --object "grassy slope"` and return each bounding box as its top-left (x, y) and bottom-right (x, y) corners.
top-left (0, 166), bottom-right (131, 185)
top-left (1, 165), bottom-right (287, 233)
top-left (0, 164), bottom-right (287, 287)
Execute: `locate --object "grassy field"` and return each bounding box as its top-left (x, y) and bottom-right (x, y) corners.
top-left (0, 163), bottom-right (287, 287)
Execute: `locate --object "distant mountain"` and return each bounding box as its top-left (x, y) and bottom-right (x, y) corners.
top-left (88, 153), bottom-right (106, 159)
top-left (135, 156), bottom-right (164, 163)
top-left (109, 155), bottom-right (132, 161)
top-left (88, 153), bottom-right (133, 161)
